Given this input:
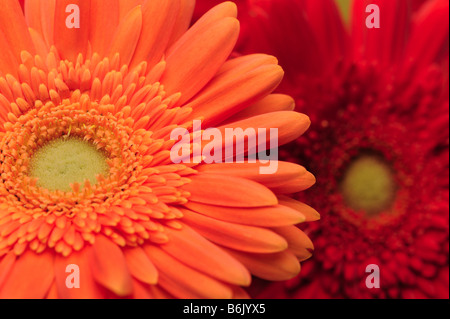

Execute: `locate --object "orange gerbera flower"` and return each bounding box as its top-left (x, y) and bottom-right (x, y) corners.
top-left (0, 0), bottom-right (317, 299)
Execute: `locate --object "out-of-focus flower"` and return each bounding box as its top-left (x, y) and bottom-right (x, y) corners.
top-left (221, 0), bottom-right (449, 299)
top-left (0, 0), bottom-right (317, 298)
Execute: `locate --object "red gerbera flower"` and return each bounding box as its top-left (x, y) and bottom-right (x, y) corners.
top-left (225, 0), bottom-right (449, 299)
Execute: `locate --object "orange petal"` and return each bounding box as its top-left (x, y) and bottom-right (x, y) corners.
top-left (123, 247), bottom-right (158, 285)
top-left (293, 249), bottom-right (313, 263)
top-left (223, 247), bottom-right (301, 281)
top-left (0, 30), bottom-right (19, 77)
top-left (231, 286), bottom-right (250, 299)
top-left (144, 245), bottom-right (233, 299)
top-left (185, 202), bottom-right (305, 227)
top-left (186, 55), bottom-right (283, 126)
top-left (90, 0), bottom-right (119, 56)
top-left (54, 248), bottom-right (103, 299)
top-left (0, 250), bottom-right (54, 299)
top-left (24, 0), bottom-right (43, 35)
top-left (166, 1), bottom-right (237, 56)
top-left (216, 111), bottom-right (311, 149)
top-left (150, 285), bottom-right (173, 299)
top-left (108, 5), bottom-right (142, 66)
top-left (132, 279), bottom-right (153, 299)
top-left (181, 173), bottom-right (278, 207)
top-left (39, 0), bottom-right (56, 47)
top-left (162, 17), bottom-right (240, 105)
top-left (90, 235), bottom-right (133, 296)
top-left (278, 196), bottom-right (321, 222)
top-left (197, 113), bottom-right (310, 163)
top-left (166, 0), bottom-right (196, 48)
top-left (162, 225), bottom-right (251, 286)
top-left (216, 54), bottom-right (278, 76)
top-left (45, 282), bottom-right (59, 299)
top-left (130, 0), bottom-right (180, 68)
top-left (272, 226), bottom-right (314, 261)
top-left (181, 208), bottom-right (288, 253)
top-left (118, 0), bottom-right (141, 20)
top-left (226, 94), bottom-right (296, 122)
top-left (54, 0), bottom-right (91, 61)
top-left (0, 0), bottom-right (35, 57)
top-left (0, 252), bottom-right (16, 288)
top-left (197, 162), bottom-right (307, 188)
top-left (29, 28), bottom-right (49, 59)
top-left (268, 171), bottom-right (316, 194)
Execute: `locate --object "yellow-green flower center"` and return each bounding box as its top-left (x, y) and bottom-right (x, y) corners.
top-left (341, 155), bottom-right (396, 216)
top-left (30, 137), bottom-right (109, 192)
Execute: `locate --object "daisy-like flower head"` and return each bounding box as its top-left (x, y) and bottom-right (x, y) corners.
top-left (0, 0), bottom-right (317, 299)
top-left (221, 0), bottom-right (449, 298)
